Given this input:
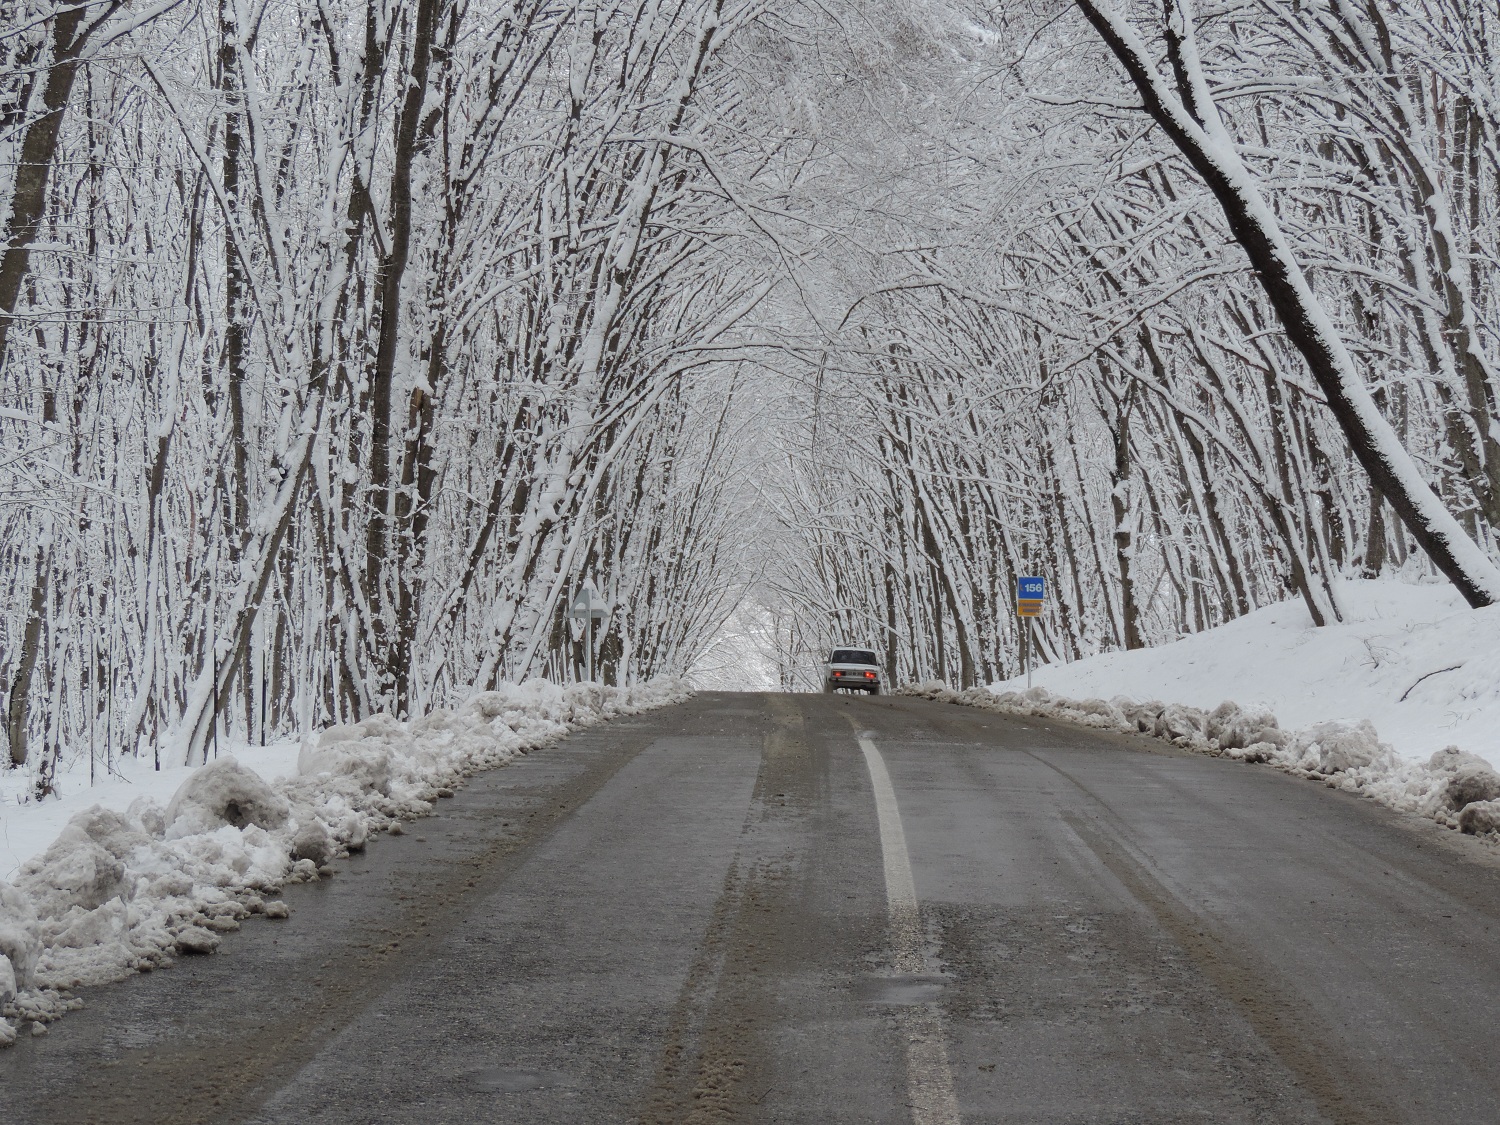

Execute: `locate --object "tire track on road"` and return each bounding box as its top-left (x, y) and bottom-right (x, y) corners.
top-left (1030, 750), bottom-right (1399, 1125)
top-left (635, 694), bottom-right (812, 1123)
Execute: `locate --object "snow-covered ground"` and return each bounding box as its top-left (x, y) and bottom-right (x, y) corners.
top-left (0, 678), bottom-right (690, 1046)
top-left (1006, 578), bottom-right (1500, 767)
top-left (900, 577), bottom-right (1500, 853)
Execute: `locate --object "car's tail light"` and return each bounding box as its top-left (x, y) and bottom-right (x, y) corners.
top-left (865, 671), bottom-right (877, 678)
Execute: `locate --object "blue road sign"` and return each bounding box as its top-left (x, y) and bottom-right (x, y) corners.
top-left (1017, 576), bottom-right (1046, 600)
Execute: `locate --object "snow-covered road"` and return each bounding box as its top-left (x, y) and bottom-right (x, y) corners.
top-left (4, 691), bottom-right (1500, 1123)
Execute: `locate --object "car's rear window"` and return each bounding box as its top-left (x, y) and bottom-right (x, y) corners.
top-left (831, 649), bottom-right (879, 665)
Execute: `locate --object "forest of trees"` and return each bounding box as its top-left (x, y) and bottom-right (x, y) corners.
top-left (1, 0), bottom-right (1496, 782)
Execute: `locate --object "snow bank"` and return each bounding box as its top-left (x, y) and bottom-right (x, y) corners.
top-left (996, 578), bottom-right (1500, 767)
top-left (0, 678), bottom-right (690, 1044)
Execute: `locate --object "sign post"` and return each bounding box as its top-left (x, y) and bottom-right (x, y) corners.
top-left (569, 586), bottom-right (608, 682)
top-left (1016, 576), bottom-right (1045, 690)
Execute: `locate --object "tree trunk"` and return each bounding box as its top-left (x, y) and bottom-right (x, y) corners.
top-left (0, 3), bottom-right (105, 371)
top-left (364, 0), bottom-right (441, 715)
top-left (1364, 485), bottom-right (1389, 579)
top-left (7, 537), bottom-right (48, 766)
top-left (1110, 432), bottom-right (1144, 651)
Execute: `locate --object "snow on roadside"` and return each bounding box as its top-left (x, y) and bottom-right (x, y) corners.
top-left (1002, 578), bottom-right (1500, 766)
top-left (0, 678), bottom-right (691, 1046)
top-left (896, 578), bottom-right (1500, 848)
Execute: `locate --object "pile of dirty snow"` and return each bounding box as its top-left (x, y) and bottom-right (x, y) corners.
top-left (0, 678), bottom-right (690, 1046)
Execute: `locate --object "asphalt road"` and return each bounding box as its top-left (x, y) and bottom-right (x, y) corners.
top-left (5, 691), bottom-right (1500, 1124)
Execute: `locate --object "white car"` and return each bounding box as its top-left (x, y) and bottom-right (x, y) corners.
top-left (823, 646), bottom-right (883, 695)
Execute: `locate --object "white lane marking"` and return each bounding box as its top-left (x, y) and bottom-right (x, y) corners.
top-left (857, 735), bottom-right (961, 1125)
top-left (858, 736), bottom-right (922, 971)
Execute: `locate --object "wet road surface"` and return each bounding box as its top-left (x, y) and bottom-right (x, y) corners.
top-left (5, 690), bottom-right (1500, 1123)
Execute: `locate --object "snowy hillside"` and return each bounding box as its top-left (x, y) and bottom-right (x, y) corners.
top-left (1000, 579), bottom-right (1500, 767)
